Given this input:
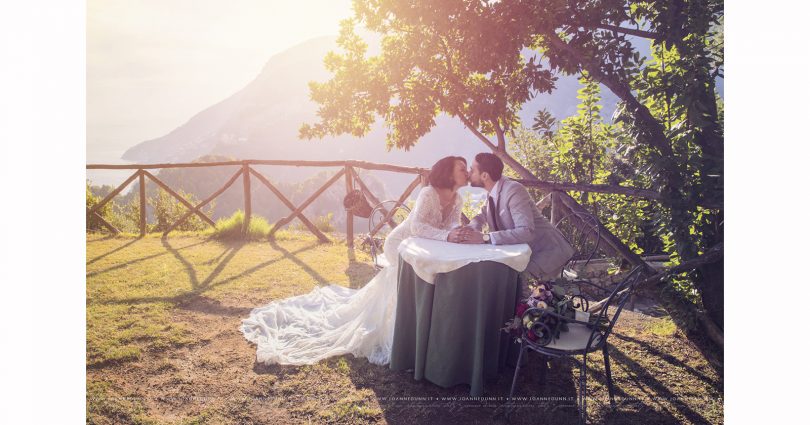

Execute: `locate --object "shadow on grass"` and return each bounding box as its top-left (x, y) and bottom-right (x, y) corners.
top-left (86, 233), bottom-right (119, 243)
top-left (86, 239), bottom-right (210, 278)
top-left (611, 331), bottom-right (718, 388)
top-left (251, 361), bottom-right (304, 382)
top-left (268, 239), bottom-right (327, 286)
top-left (86, 238), bottom-right (140, 265)
top-left (280, 347), bottom-right (584, 425)
top-left (161, 237), bottom-right (244, 290)
top-left (345, 261), bottom-right (377, 289)
top-left (173, 294), bottom-right (252, 318)
top-left (608, 347), bottom-right (712, 424)
top-left (95, 238), bottom-right (323, 307)
top-left (277, 337), bottom-right (716, 425)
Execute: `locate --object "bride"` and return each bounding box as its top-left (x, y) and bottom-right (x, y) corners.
top-left (241, 156), bottom-right (470, 366)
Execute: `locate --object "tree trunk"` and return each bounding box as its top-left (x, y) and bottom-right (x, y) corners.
top-left (697, 258), bottom-right (724, 329)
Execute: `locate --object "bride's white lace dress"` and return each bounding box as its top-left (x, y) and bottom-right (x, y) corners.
top-left (240, 186), bottom-right (462, 366)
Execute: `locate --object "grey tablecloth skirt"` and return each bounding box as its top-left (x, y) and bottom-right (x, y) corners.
top-left (389, 256), bottom-right (521, 397)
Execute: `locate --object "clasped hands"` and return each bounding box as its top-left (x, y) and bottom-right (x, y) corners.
top-left (447, 225), bottom-right (486, 244)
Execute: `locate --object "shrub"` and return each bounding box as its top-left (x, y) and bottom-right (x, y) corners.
top-left (150, 189), bottom-right (212, 233)
top-left (108, 197), bottom-right (140, 234)
top-left (211, 210), bottom-right (271, 240)
top-left (86, 182), bottom-right (113, 231)
top-left (314, 212), bottom-right (335, 233)
top-left (290, 212), bottom-right (335, 233)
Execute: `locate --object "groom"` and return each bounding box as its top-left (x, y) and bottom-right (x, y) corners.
top-left (448, 152), bottom-right (575, 297)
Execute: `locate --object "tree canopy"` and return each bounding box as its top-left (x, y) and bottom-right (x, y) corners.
top-left (301, 0), bottom-right (724, 330)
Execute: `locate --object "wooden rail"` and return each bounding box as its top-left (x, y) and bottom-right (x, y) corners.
top-left (87, 159), bottom-right (668, 274)
top-left (86, 160), bottom-right (429, 244)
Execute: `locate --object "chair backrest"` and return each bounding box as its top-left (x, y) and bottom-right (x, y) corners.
top-left (366, 200), bottom-right (411, 269)
top-left (553, 211), bottom-right (602, 276)
top-left (368, 201), bottom-right (411, 236)
top-left (586, 265), bottom-right (645, 349)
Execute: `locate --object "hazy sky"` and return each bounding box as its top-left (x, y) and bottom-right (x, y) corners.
top-left (87, 0), bottom-right (353, 164)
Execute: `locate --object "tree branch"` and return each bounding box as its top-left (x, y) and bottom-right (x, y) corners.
top-left (592, 23), bottom-right (664, 40)
top-left (457, 113), bottom-right (499, 151)
top-left (493, 119), bottom-right (506, 151)
top-left (542, 29), bottom-right (674, 159)
top-left (515, 178), bottom-right (659, 200)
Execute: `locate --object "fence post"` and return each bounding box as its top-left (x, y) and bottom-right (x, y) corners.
top-left (242, 162), bottom-right (251, 237)
top-left (345, 165), bottom-right (354, 249)
top-left (139, 170), bottom-right (146, 236)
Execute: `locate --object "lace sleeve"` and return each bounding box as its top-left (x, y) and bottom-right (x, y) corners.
top-left (409, 187), bottom-right (453, 241)
top-left (449, 193), bottom-right (463, 229)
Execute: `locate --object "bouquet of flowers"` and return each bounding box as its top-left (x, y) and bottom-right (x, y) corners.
top-left (502, 279), bottom-right (606, 346)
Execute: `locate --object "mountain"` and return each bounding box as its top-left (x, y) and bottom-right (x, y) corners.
top-left (120, 35), bottom-right (722, 194)
top-left (120, 36), bottom-right (624, 172)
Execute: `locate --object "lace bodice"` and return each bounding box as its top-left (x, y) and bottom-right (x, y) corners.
top-left (388, 186), bottom-right (463, 245)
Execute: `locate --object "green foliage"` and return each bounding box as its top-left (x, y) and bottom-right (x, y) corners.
top-left (150, 189), bottom-right (213, 233)
top-left (314, 212), bottom-right (335, 233)
top-left (299, 13), bottom-right (554, 149)
top-left (211, 210), bottom-right (272, 241)
top-left (86, 181), bottom-right (113, 231)
top-left (105, 196), bottom-right (141, 234)
top-left (508, 76), bottom-right (660, 255)
top-left (555, 75), bottom-right (661, 255)
top-left (302, 0), bottom-right (724, 325)
top-left (291, 212), bottom-right (335, 233)
top-left (460, 191), bottom-right (485, 225)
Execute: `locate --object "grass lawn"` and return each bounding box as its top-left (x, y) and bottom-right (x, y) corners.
top-left (86, 233), bottom-right (723, 424)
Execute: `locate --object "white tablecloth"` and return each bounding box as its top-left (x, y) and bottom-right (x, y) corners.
top-left (397, 237), bottom-right (532, 284)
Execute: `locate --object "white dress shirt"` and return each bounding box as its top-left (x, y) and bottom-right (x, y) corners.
top-left (487, 178), bottom-right (504, 245)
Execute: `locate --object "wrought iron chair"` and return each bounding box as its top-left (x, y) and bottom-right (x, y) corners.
top-left (554, 211), bottom-right (612, 299)
top-left (507, 265), bottom-right (645, 423)
top-left (364, 200), bottom-right (411, 269)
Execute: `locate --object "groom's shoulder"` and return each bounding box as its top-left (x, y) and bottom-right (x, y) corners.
top-left (501, 178), bottom-right (533, 201)
top-left (501, 177), bottom-right (528, 194)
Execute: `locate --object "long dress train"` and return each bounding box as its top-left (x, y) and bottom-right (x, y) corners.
top-left (240, 186), bottom-right (462, 366)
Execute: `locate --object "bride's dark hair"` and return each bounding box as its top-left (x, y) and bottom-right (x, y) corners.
top-left (428, 156), bottom-right (466, 189)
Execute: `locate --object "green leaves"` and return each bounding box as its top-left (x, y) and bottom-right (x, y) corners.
top-left (301, 0), bottom-right (558, 149)
top-left (301, 0), bottom-right (723, 321)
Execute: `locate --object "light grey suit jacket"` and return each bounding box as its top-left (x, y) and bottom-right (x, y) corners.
top-left (470, 178), bottom-right (575, 279)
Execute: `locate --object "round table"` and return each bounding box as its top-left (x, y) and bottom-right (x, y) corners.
top-left (389, 238), bottom-right (531, 397)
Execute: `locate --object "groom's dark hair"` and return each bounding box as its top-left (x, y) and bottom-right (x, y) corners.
top-left (428, 156), bottom-right (466, 189)
top-left (474, 153), bottom-right (504, 181)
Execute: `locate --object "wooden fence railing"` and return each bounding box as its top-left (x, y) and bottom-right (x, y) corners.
top-left (86, 159), bottom-right (429, 246)
top-left (87, 158), bottom-right (724, 346)
top-left (86, 158), bottom-right (664, 273)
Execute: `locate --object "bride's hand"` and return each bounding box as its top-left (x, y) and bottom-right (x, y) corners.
top-left (447, 226), bottom-right (466, 243)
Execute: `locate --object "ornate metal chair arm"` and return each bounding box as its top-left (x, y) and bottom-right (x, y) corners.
top-left (568, 279), bottom-right (611, 296)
